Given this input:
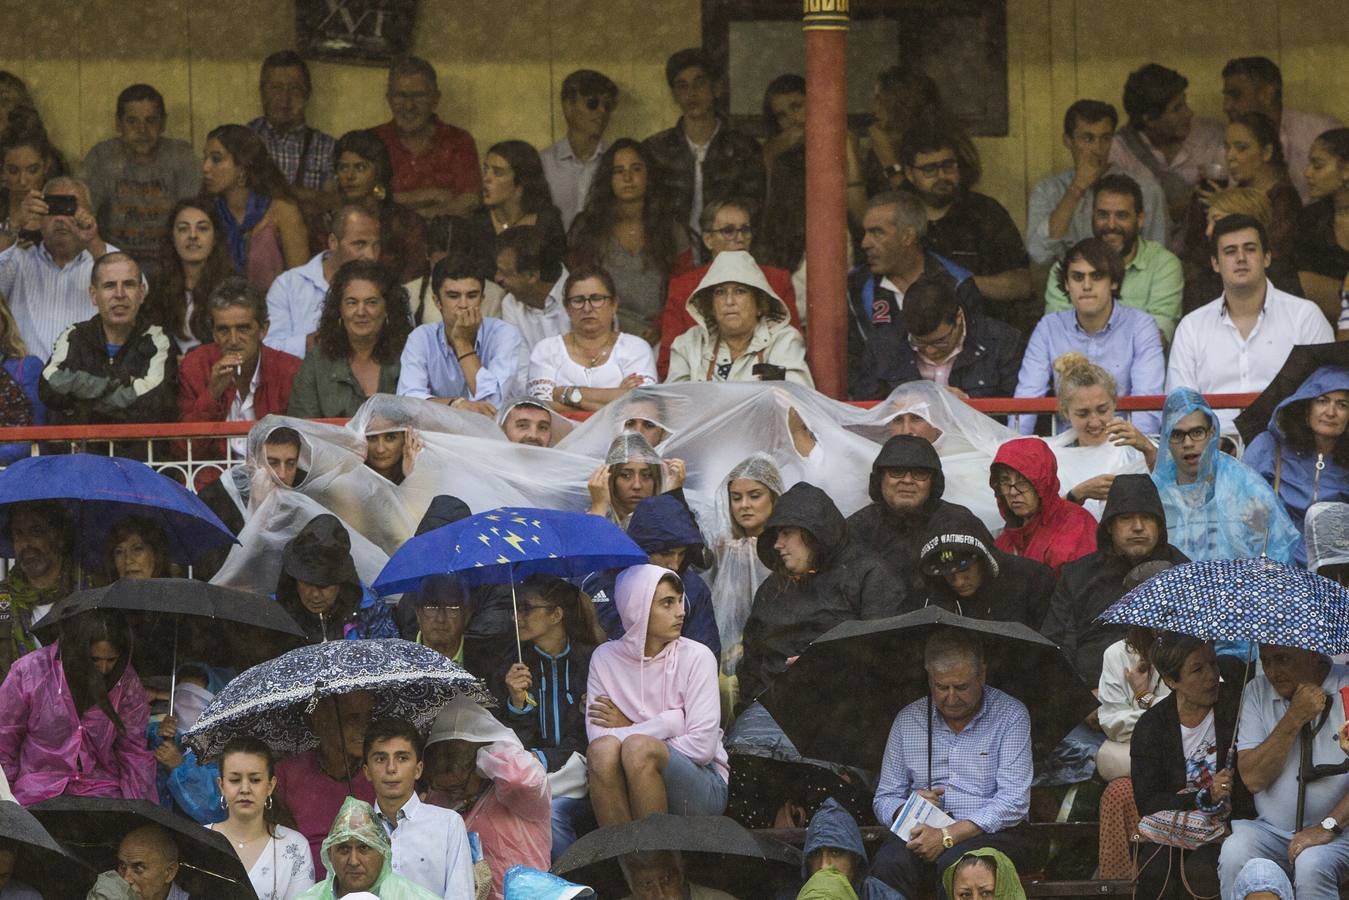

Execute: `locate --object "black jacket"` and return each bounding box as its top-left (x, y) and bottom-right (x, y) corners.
top-left (40, 315), bottom-right (178, 427)
top-left (737, 483), bottom-right (901, 710)
top-left (642, 118), bottom-right (765, 227)
top-left (856, 309), bottom-right (1024, 402)
top-left (488, 640), bottom-right (594, 772)
top-left (912, 505), bottom-right (1056, 627)
top-left (1042, 474), bottom-right (1189, 684)
top-left (846, 435), bottom-right (967, 600)
top-left (1131, 683), bottom-right (1254, 819)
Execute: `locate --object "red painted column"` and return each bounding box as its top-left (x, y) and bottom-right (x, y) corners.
top-left (803, 0), bottom-right (849, 398)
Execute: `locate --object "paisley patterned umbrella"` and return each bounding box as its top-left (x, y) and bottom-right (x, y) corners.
top-left (181, 638), bottom-right (492, 759)
top-left (1098, 557), bottom-right (1349, 654)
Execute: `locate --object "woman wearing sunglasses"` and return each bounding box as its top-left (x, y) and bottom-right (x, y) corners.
top-left (526, 265), bottom-right (656, 413)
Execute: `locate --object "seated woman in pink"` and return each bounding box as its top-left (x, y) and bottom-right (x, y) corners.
top-left (585, 564), bottom-right (729, 827)
top-left (0, 610), bottom-right (155, 804)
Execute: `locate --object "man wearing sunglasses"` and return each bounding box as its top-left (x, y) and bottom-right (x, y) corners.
top-left (899, 124), bottom-right (1032, 331)
top-left (542, 69), bottom-right (618, 232)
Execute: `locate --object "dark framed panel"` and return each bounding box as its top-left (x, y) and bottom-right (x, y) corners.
top-left (296, 0), bottom-right (418, 66)
top-left (701, 0), bottom-right (1008, 137)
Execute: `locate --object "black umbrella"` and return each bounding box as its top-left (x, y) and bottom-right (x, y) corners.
top-left (29, 797), bottom-right (258, 900)
top-left (1234, 341), bottom-right (1349, 445)
top-left (761, 607), bottom-right (1096, 771)
top-left (552, 814), bottom-right (801, 898)
top-left (0, 800), bottom-right (94, 900)
top-left (32, 578), bottom-right (307, 712)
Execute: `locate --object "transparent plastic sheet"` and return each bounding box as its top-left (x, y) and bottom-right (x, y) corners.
top-left (1305, 502), bottom-right (1349, 573)
top-left (708, 454), bottom-right (783, 675)
top-left (842, 381), bottom-right (1016, 455)
top-left (495, 397), bottom-right (575, 446)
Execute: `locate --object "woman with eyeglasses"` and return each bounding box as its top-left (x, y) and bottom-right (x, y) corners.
top-left (1151, 387), bottom-right (1299, 564)
top-left (526, 265), bottom-right (656, 413)
top-left (988, 437), bottom-right (1098, 575)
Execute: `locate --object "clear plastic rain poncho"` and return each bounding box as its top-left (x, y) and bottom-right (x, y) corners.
top-left (1152, 388), bottom-right (1301, 564)
top-left (708, 453), bottom-right (785, 675)
top-left (1305, 502), bottom-right (1349, 574)
top-left (494, 398), bottom-right (575, 446)
top-left (301, 796), bottom-right (439, 900)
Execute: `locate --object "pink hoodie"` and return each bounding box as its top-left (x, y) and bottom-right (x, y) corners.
top-left (586, 564), bottom-right (729, 782)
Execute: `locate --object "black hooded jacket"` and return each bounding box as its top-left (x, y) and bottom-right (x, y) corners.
top-left (845, 435), bottom-right (970, 599)
top-left (275, 514), bottom-right (366, 643)
top-left (1041, 474), bottom-right (1189, 684)
top-left (911, 505), bottom-right (1056, 627)
top-left (737, 482), bottom-right (901, 711)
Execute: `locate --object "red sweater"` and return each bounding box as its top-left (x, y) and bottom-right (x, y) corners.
top-left (656, 261), bottom-right (798, 378)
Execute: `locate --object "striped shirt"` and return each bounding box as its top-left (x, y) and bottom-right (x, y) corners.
top-left (873, 685), bottom-right (1032, 833)
top-left (0, 240), bottom-right (122, 361)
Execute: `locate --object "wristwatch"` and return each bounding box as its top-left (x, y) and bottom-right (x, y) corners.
top-left (1322, 816), bottom-right (1343, 835)
top-left (941, 827), bottom-right (954, 849)
top-left (561, 386), bottom-right (583, 408)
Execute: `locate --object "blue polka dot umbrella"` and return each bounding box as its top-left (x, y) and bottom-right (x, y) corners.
top-left (1098, 557), bottom-right (1349, 654)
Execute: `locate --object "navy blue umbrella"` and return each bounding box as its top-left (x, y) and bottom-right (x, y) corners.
top-left (1098, 557), bottom-right (1349, 654)
top-left (0, 454), bottom-right (235, 567)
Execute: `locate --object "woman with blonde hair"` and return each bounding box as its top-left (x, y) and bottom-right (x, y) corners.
top-left (0, 299), bottom-right (43, 464)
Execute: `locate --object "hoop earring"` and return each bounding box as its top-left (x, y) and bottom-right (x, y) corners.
top-left (219, 794), bottom-right (227, 810)
top-left (265, 795), bottom-right (273, 811)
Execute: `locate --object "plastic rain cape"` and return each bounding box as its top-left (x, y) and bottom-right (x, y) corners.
top-left (303, 796), bottom-right (437, 900)
top-left (709, 453), bottom-right (783, 675)
top-left (1151, 388), bottom-right (1300, 564)
top-left (1306, 502), bottom-right (1349, 574)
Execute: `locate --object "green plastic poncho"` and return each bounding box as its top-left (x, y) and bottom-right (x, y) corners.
top-left (941, 848), bottom-right (1026, 900)
top-left (295, 797), bottom-right (440, 900)
top-left (797, 867), bottom-right (860, 900)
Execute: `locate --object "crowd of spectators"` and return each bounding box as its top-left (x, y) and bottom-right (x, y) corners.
top-left (0, 44), bottom-right (1345, 900)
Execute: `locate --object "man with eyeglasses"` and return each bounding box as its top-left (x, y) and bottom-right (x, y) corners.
top-left (373, 55), bottom-right (481, 220)
top-left (655, 198), bottom-right (797, 377)
top-left (248, 51), bottom-right (336, 198)
top-left (541, 70), bottom-right (618, 232)
top-left (1042, 474), bottom-right (1186, 685)
top-left (846, 434), bottom-right (973, 600)
top-left (855, 276), bottom-right (1022, 401)
top-left (900, 124), bottom-right (1032, 327)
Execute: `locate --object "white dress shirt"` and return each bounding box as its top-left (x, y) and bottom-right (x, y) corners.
top-left (1166, 279), bottom-right (1333, 429)
top-left (499, 270), bottom-right (570, 351)
top-left (375, 793), bottom-right (474, 900)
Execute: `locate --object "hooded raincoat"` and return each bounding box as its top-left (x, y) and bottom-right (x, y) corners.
top-left (667, 251), bottom-right (813, 386)
top-left (848, 436), bottom-right (976, 600)
top-left (800, 798), bottom-right (904, 900)
top-left (295, 797), bottom-right (440, 900)
top-left (738, 483), bottom-right (899, 709)
top-left (1306, 501), bottom-right (1349, 574)
top-left (940, 848), bottom-right (1027, 900)
top-left (989, 438), bottom-right (1098, 575)
top-left (709, 454), bottom-right (785, 675)
top-left (425, 695), bottom-right (551, 900)
top-left (1041, 474), bottom-right (1189, 684)
top-left (275, 514), bottom-right (399, 643)
top-left (1151, 389), bottom-right (1300, 564)
top-left (913, 506), bottom-right (1056, 627)
top-left (1242, 366), bottom-right (1349, 534)
top-left (585, 564), bottom-right (729, 783)
top-left (0, 643), bottom-right (156, 804)
top-left (583, 494), bottom-right (721, 659)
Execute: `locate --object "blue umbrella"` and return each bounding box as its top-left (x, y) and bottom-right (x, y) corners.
top-left (0, 454), bottom-right (235, 567)
top-left (182, 638), bottom-right (492, 760)
top-left (374, 506), bottom-right (648, 663)
top-left (1098, 557), bottom-right (1349, 654)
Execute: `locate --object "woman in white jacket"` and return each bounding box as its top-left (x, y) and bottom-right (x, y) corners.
top-left (666, 251), bottom-right (813, 387)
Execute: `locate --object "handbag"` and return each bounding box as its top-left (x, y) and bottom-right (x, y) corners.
top-left (1136, 808), bottom-right (1226, 851)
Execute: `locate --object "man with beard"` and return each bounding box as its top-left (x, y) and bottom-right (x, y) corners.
top-left (846, 435), bottom-right (972, 600)
top-left (0, 502), bottom-right (76, 678)
top-left (1041, 474), bottom-right (1188, 684)
top-left (497, 398), bottom-right (559, 447)
top-left (900, 125), bottom-right (1032, 330)
top-left (1043, 173), bottom-right (1184, 343)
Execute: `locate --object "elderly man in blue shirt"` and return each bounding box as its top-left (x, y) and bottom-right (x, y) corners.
top-left (871, 630), bottom-right (1033, 900)
top-left (397, 255), bottom-right (525, 416)
top-left (1013, 236), bottom-right (1166, 436)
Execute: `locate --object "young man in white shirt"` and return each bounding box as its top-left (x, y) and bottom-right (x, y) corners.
top-left (363, 718), bottom-right (474, 900)
top-left (1166, 214), bottom-right (1332, 429)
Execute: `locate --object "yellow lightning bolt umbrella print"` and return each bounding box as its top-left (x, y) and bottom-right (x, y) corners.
top-left (502, 531), bottom-right (528, 555)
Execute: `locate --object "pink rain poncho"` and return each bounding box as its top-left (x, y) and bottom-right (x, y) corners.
top-left (0, 644), bottom-right (155, 804)
top-left (425, 695), bottom-right (552, 900)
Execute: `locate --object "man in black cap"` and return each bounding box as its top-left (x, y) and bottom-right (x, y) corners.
top-left (1041, 474), bottom-right (1187, 684)
top-left (276, 514), bottom-right (398, 643)
top-left (846, 435), bottom-right (973, 598)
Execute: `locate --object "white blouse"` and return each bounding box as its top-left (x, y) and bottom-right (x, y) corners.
top-left (527, 332), bottom-right (657, 402)
top-left (211, 823), bottom-right (315, 900)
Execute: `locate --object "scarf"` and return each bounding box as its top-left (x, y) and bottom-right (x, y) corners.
top-left (216, 192), bottom-right (271, 273)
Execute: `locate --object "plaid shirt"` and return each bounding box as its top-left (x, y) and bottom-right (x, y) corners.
top-left (872, 685), bottom-right (1032, 833)
top-left (247, 117), bottom-right (336, 191)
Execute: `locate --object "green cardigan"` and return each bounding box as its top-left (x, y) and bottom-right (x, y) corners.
top-left (286, 349), bottom-right (400, 418)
